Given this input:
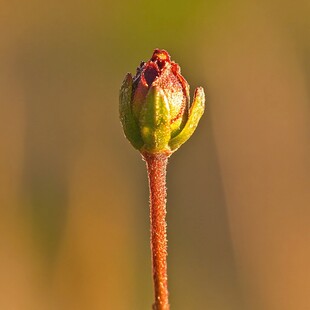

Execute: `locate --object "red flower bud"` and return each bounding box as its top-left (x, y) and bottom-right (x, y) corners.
top-left (119, 49), bottom-right (205, 154)
top-left (132, 49), bottom-right (189, 137)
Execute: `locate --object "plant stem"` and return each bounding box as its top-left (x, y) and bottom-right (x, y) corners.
top-left (143, 152), bottom-right (170, 310)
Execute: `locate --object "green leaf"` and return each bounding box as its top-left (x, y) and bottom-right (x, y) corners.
top-left (139, 86), bottom-right (171, 153)
top-left (119, 73), bottom-right (144, 150)
top-left (169, 87), bottom-right (205, 151)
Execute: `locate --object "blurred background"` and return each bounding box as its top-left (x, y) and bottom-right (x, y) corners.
top-left (1, 0), bottom-right (309, 309)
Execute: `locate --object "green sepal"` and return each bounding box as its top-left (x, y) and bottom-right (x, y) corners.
top-left (169, 87), bottom-right (205, 151)
top-left (119, 73), bottom-right (144, 150)
top-left (139, 86), bottom-right (171, 153)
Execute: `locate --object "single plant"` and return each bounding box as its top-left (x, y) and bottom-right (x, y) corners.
top-left (119, 49), bottom-right (205, 310)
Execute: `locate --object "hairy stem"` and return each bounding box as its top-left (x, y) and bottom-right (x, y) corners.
top-left (144, 153), bottom-right (170, 310)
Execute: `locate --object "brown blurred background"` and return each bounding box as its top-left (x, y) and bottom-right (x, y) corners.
top-left (1, 0), bottom-right (309, 309)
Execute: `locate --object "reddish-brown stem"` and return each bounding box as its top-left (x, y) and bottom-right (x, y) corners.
top-left (143, 152), bottom-right (170, 310)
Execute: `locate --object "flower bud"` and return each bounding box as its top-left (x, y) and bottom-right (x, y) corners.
top-left (119, 49), bottom-right (205, 155)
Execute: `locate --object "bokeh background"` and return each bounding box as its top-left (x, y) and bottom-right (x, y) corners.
top-left (1, 0), bottom-right (310, 309)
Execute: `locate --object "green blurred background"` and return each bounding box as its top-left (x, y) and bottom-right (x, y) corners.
top-left (1, 0), bottom-right (309, 309)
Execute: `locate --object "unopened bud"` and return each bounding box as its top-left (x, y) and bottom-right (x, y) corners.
top-left (119, 49), bottom-right (205, 155)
